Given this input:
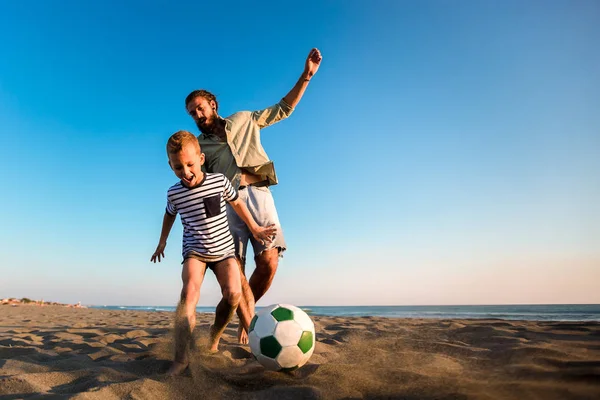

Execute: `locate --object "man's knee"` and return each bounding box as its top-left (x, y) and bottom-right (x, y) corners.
top-left (255, 249), bottom-right (279, 276)
top-left (222, 288), bottom-right (242, 307)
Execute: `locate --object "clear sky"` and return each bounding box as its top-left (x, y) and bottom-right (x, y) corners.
top-left (1, 1), bottom-right (598, 307)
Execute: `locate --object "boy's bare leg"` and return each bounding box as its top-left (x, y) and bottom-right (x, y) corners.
top-left (209, 258), bottom-right (243, 352)
top-left (167, 258), bottom-right (206, 376)
top-left (236, 258), bottom-right (255, 344)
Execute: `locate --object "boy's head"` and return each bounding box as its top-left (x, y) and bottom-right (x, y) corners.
top-left (166, 130), bottom-right (205, 187)
top-left (185, 89), bottom-right (219, 133)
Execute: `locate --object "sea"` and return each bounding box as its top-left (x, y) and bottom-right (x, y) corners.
top-left (90, 304), bottom-right (600, 321)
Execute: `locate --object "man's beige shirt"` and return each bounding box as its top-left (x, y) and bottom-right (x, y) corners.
top-left (198, 99), bottom-right (294, 187)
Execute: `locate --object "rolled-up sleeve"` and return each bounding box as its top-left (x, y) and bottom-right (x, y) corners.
top-left (251, 99), bottom-right (294, 129)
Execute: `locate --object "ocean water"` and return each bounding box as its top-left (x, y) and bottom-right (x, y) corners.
top-left (90, 304), bottom-right (600, 321)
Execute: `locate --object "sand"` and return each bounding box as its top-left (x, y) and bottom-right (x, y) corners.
top-left (0, 306), bottom-right (599, 399)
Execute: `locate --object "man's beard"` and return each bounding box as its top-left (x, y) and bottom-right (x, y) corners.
top-left (197, 116), bottom-right (226, 139)
top-left (195, 116), bottom-right (212, 134)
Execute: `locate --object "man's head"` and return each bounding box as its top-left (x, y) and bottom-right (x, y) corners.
top-left (185, 90), bottom-right (219, 133)
top-left (166, 130), bottom-right (205, 187)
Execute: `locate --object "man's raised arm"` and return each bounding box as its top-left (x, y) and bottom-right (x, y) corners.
top-left (251, 48), bottom-right (322, 128)
top-left (283, 48), bottom-right (323, 108)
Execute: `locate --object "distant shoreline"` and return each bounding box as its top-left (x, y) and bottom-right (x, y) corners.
top-left (1, 297), bottom-right (86, 308)
top-left (5, 299), bottom-right (599, 321)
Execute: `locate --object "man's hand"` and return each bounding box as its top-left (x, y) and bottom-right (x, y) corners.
top-left (151, 241), bottom-right (167, 263)
top-left (304, 48), bottom-right (322, 79)
top-left (252, 224), bottom-right (278, 246)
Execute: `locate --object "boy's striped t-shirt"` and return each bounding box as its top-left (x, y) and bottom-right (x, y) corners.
top-left (166, 172), bottom-right (238, 260)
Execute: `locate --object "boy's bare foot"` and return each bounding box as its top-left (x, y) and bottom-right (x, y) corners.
top-left (209, 324), bottom-right (221, 352)
top-left (237, 325), bottom-right (249, 345)
top-left (166, 360), bottom-right (189, 376)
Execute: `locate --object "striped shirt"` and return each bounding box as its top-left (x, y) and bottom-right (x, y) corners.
top-left (166, 173), bottom-right (238, 260)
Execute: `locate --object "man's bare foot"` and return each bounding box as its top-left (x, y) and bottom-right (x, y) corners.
top-left (237, 325), bottom-right (249, 345)
top-left (166, 360), bottom-right (189, 376)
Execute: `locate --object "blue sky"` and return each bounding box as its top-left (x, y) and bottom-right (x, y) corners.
top-left (1, 0), bottom-right (598, 306)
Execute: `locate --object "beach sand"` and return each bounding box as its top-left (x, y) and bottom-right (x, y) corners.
top-left (1, 306), bottom-right (599, 399)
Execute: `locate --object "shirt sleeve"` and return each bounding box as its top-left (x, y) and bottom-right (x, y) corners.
top-left (166, 194), bottom-right (178, 216)
top-left (250, 99), bottom-right (294, 129)
top-left (222, 175), bottom-right (238, 203)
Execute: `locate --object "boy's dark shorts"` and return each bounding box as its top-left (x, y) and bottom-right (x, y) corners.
top-left (182, 251), bottom-right (236, 271)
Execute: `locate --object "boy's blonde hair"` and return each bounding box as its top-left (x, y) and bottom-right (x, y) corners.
top-left (167, 130), bottom-right (201, 155)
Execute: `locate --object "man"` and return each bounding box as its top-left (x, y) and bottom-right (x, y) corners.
top-left (185, 48), bottom-right (322, 342)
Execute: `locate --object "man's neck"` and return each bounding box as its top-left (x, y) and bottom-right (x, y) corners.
top-left (201, 118), bottom-right (227, 140)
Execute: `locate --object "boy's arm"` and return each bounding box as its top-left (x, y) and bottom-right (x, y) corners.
top-left (251, 48), bottom-right (322, 128)
top-left (151, 211), bottom-right (177, 263)
top-left (228, 198), bottom-right (277, 245)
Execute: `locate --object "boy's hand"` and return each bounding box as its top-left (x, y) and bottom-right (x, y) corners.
top-left (151, 242), bottom-right (166, 263)
top-left (252, 224), bottom-right (278, 246)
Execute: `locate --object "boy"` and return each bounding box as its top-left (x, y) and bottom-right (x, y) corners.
top-left (151, 130), bottom-right (276, 376)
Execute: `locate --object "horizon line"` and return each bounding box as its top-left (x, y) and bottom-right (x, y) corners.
top-left (88, 303), bottom-right (600, 308)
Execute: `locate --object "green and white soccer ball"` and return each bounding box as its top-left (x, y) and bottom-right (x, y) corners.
top-left (248, 304), bottom-right (316, 371)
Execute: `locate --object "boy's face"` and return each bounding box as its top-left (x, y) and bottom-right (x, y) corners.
top-left (186, 96), bottom-right (217, 132)
top-left (168, 144), bottom-right (205, 187)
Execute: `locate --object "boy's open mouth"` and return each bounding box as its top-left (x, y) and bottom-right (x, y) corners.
top-left (183, 174), bottom-right (195, 185)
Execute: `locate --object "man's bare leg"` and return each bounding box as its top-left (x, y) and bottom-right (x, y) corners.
top-left (167, 258), bottom-right (206, 376)
top-left (209, 258), bottom-right (243, 352)
top-left (236, 258), bottom-right (255, 344)
top-left (249, 248), bottom-right (279, 302)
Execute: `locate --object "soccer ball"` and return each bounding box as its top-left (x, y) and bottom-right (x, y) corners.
top-left (248, 304), bottom-right (316, 371)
